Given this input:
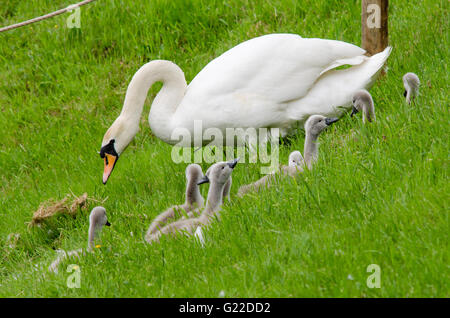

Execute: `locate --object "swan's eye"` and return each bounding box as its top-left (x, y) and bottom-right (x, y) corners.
top-left (222, 166), bottom-right (225, 170)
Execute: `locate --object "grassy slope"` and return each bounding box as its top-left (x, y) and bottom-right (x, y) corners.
top-left (0, 0), bottom-right (448, 297)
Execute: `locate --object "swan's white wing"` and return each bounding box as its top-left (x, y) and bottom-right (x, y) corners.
top-left (184, 34), bottom-right (366, 105)
top-left (288, 46), bottom-right (392, 120)
top-left (319, 55), bottom-right (368, 76)
top-left (172, 34), bottom-right (391, 135)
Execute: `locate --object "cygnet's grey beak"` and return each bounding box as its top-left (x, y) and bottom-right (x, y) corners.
top-left (325, 117), bottom-right (339, 125)
top-left (105, 221), bottom-right (111, 226)
top-left (227, 158), bottom-right (240, 169)
top-left (403, 90), bottom-right (407, 97)
top-left (197, 175), bottom-right (210, 185)
top-left (350, 107), bottom-right (359, 117)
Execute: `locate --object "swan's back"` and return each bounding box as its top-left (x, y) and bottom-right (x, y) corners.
top-left (172, 34), bottom-right (390, 135)
top-left (184, 34), bottom-right (366, 105)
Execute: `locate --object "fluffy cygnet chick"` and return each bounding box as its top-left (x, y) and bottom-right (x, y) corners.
top-left (203, 165), bottom-right (233, 203)
top-left (280, 150), bottom-right (304, 176)
top-left (351, 89), bottom-right (376, 123)
top-left (145, 158), bottom-right (239, 244)
top-left (237, 151), bottom-right (304, 197)
top-left (146, 164), bottom-right (204, 235)
top-left (303, 115), bottom-right (339, 169)
top-left (237, 114), bottom-right (338, 196)
top-left (403, 72), bottom-right (420, 104)
top-left (183, 165), bottom-right (233, 218)
top-left (48, 206), bottom-right (110, 273)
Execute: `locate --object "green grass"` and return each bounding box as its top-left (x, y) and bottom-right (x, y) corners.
top-left (0, 0), bottom-right (448, 297)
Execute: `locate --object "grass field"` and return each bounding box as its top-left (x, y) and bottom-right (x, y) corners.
top-left (0, 0), bottom-right (448, 297)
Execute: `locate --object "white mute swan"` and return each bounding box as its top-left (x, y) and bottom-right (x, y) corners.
top-left (48, 207), bottom-right (110, 273)
top-left (237, 115), bottom-right (338, 196)
top-left (351, 89), bottom-right (376, 123)
top-left (403, 72), bottom-right (420, 104)
top-left (145, 158), bottom-right (238, 244)
top-left (100, 34), bottom-right (391, 183)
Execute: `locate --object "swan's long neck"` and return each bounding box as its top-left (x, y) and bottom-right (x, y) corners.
top-left (120, 60), bottom-right (187, 143)
top-left (363, 102), bottom-right (376, 123)
top-left (185, 177), bottom-right (203, 207)
top-left (222, 178), bottom-right (232, 204)
top-left (405, 91), bottom-right (412, 105)
top-left (199, 182), bottom-right (225, 223)
top-left (304, 132), bottom-right (319, 169)
top-left (87, 223), bottom-right (97, 251)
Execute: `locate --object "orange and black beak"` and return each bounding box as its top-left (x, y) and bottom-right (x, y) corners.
top-left (103, 153), bottom-right (118, 184)
top-left (99, 139), bottom-right (119, 185)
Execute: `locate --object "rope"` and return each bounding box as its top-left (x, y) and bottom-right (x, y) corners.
top-left (0, 0), bottom-right (97, 33)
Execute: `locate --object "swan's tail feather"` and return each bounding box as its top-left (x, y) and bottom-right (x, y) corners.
top-left (320, 55), bottom-right (368, 76)
top-left (364, 46), bottom-right (392, 88)
top-left (319, 46), bottom-right (391, 80)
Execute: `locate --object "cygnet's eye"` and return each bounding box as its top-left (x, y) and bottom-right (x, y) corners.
top-left (221, 166), bottom-right (225, 170)
top-left (353, 99), bottom-right (356, 103)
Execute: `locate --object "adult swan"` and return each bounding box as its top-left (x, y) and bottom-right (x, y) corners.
top-left (100, 33), bottom-right (391, 184)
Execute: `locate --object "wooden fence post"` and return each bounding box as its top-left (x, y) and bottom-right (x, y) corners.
top-left (361, 0), bottom-right (389, 56)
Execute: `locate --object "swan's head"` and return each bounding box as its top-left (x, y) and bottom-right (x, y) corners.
top-left (197, 158), bottom-right (239, 186)
top-left (288, 151), bottom-right (304, 167)
top-left (89, 206), bottom-right (111, 230)
top-left (88, 206), bottom-right (110, 251)
top-left (100, 116), bottom-right (139, 184)
top-left (305, 115), bottom-right (339, 136)
top-left (186, 164), bottom-right (203, 182)
top-left (185, 164), bottom-right (204, 206)
top-left (351, 89), bottom-right (375, 123)
top-left (402, 72), bottom-right (420, 104)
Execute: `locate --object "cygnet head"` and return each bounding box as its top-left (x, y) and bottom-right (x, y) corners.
top-left (185, 163), bottom-right (204, 206)
top-left (305, 115), bottom-right (339, 137)
top-left (89, 206), bottom-right (111, 230)
top-left (198, 158), bottom-right (239, 186)
top-left (403, 72), bottom-right (420, 104)
top-left (288, 151), bottom-right (304, 167)
top-left (186, 164), bottom-right (203, 182)
top-left (351, 89), bottom-right (376, 123)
